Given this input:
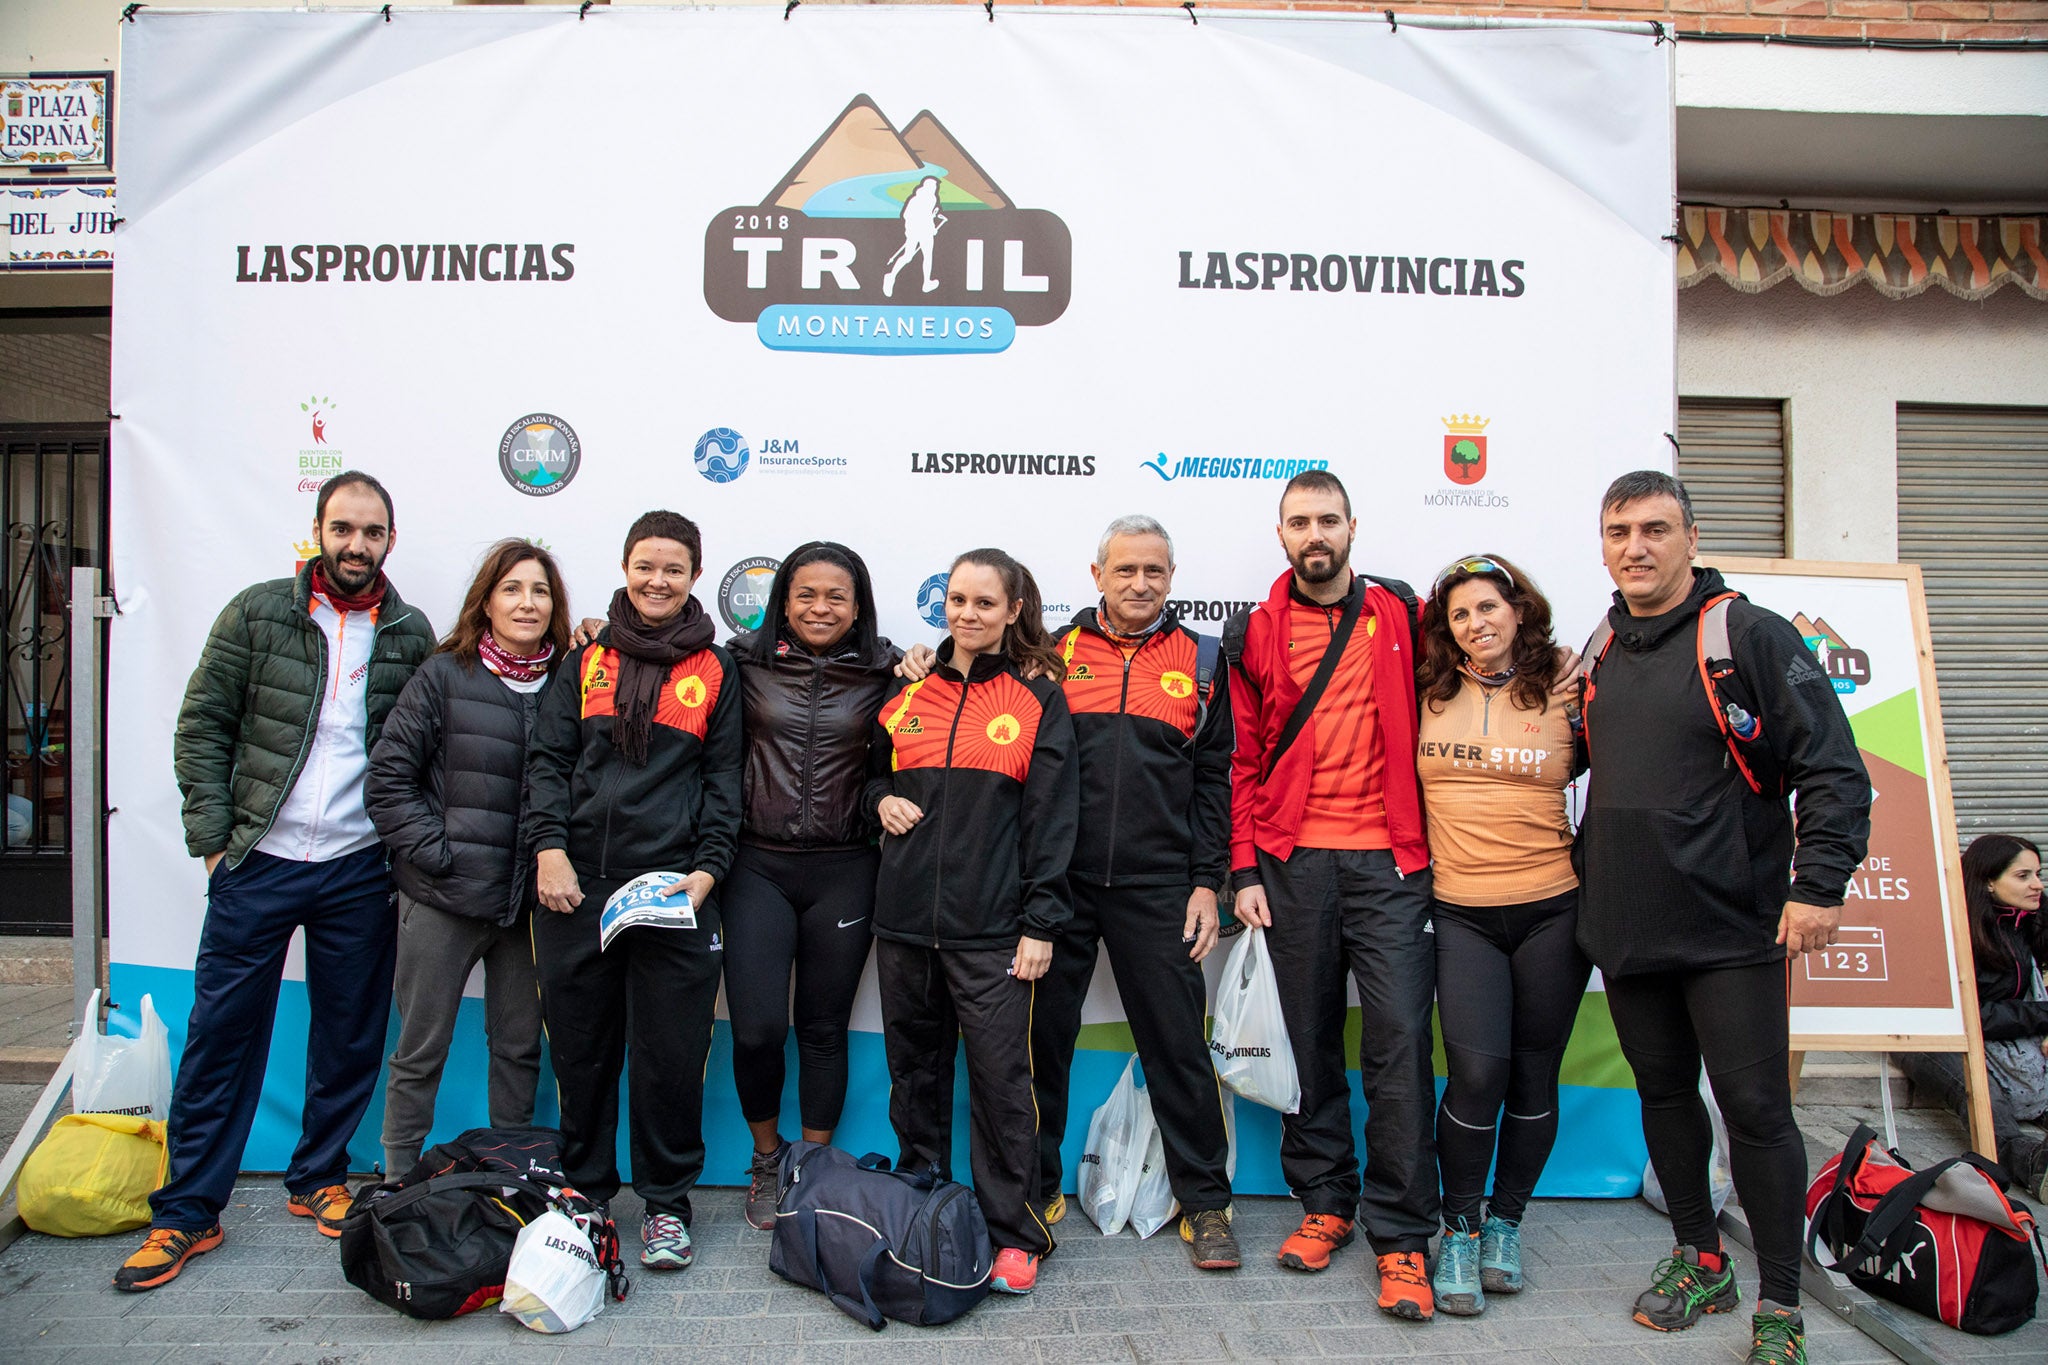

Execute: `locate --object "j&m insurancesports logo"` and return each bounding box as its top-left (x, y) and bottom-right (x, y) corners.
top-left (704, 96), bottom-right (1072, 356)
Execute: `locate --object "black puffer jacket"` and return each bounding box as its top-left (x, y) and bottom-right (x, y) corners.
top-left (730, 630), bottom-right (902, 851)
top-left (366, 653), bottom-right (554, 926)
top-left (1977, 912), bottom-right (2048, 1041)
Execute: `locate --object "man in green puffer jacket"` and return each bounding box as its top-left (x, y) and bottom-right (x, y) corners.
top-left (115, 472), bottom-right (435, 1293)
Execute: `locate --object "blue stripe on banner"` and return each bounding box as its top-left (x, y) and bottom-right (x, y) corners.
top-left (112, 962), bottom-right (1645, 1196)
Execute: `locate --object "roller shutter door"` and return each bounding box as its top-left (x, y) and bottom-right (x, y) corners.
top-left (1676, 398), bottom-right (1786, 558)
top-left (1898, 405), bottom-right (2048, 843)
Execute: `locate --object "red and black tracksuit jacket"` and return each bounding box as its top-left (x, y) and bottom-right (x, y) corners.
top-left (863, 646), bottom-right (1078, 948)
top-left (1056, 609), bottom-right (1230, 892)
top-left (524, 637), bottom-right (744, 883)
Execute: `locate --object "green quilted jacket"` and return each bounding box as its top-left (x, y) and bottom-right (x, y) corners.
top-left (174, 563), bottom-right (436, 866)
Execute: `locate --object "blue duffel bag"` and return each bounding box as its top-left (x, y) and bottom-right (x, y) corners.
top-left (768, 1141), bottom-right (993, 1329)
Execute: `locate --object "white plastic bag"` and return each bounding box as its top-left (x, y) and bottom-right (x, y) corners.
top-left (1640, 1073), bottom-right (1735, 1216)
top-left (1077, 1056), bottom-right (1147, 1235)
top-left (71, 990), bottom-right (171, 1119)
top-left (1209, 928), bottom-right (1300, 1114)
top-left (1127, 1111), bottom-right (1178, 1240)
top-left (502, 1207), bottom-right (607, 1333)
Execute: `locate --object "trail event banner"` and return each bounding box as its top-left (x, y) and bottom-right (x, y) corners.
top-left (109, 8), bottom-right (1674, 1194)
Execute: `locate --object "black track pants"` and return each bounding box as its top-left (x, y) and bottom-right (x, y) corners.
top-left (721, 844), bottom-right (876, 1132)
top-left (1032, 880), bottom-right (1232, 1212)
top-left (1432, 889), bottom-right (1592, 1226)
top-left (1604, 959), bottom-right (1806, 1307)
top-left (1260, 847), bottom-right (1440, 1254)
top-left (531, 874), bottom-right (722, 1221)
top-left (875, 937), bottom-right (1054, 1257)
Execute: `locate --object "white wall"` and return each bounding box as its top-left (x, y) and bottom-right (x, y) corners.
top-left (1678, 281), bottom-right (2048, 563)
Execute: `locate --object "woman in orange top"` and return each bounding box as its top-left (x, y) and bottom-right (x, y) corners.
top-left (1413, 554), bottom-right (1589, 1317)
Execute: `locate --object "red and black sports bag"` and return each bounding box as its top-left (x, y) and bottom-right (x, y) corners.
top-left (1806, 1122), bottom-right (2046, 1335)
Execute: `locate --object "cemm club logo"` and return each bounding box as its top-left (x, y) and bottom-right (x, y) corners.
top-left (704, 95), bottom-right (1072, 356)
top-left (718, 556), bottom-right (782, 633)
top-left (499, 414), bottom-right (581, 496)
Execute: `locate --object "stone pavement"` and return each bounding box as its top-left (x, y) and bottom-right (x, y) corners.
top-left (0, 1179), bottom-right (1897, 1364)
top-left (0, 976), bottom-right (2044, 1362)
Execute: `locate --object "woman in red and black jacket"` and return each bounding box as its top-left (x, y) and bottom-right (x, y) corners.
top-left (524, 510), bottom-right (742, 1274)
top-left (863, 547), bottom-right (1078, 1297)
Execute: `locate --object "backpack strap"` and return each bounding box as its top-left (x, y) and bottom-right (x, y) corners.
top-left (1695, 592), bottom-right (1768, 797)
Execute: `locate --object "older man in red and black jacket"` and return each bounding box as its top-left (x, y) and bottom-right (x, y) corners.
top-left (1227, 470), bottom-right (1440, 1321)
top-left (1030, 515), bottom-right (1241, 1273)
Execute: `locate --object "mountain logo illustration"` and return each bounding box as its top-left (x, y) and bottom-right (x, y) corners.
top-left (704, 95), bottom-right (1072, 357)
top-left (497, 414), bottom-right (581, 498)
top-left (1790, 612), bottom-right (1872, 694)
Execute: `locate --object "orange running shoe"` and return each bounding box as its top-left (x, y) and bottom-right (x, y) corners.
top-left (1377, 1250), bottom-right (1435, 1321)
top-left (286, 1183), bottom-right (353, 1238)
top-left (113, 1225), bottom-right (224, 1292)
top-left (1276, 1213), bottom-right (1355, 1271)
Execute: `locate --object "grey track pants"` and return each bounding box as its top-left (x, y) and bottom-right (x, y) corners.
top-left (381, 893), bottom-right (543, 1176)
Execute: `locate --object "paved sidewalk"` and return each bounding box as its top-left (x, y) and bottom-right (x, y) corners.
top-left (0, 1180), bottom-right (1895, 1364)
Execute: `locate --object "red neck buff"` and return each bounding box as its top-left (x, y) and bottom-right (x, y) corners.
top-left (478, 631), bottom-right (554, 683)
top-left (310, 560), bottom-right (388, 613)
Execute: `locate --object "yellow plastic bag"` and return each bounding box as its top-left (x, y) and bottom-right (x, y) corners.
top-left (17, 1113), bottom-right (168, 1237)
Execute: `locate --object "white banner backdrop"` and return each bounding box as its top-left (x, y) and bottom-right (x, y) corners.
top-left (110, 7), bottom-right (1673, 1191)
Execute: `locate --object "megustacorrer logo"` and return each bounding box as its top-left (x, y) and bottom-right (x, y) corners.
top-left (705, 96), bottom-right (1072, 356)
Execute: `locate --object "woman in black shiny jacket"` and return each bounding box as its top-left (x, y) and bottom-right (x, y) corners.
top-left (724, 542), bottom-right (902, 1227)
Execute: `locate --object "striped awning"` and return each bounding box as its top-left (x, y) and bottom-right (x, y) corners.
top-left (1676, 207), bottom-right (2047, 302)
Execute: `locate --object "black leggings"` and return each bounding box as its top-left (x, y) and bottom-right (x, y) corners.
top-left (1605, 960), bottom-right (1806, 1308)
top-left (720, 844), bottom-right (876, 1132)
top-left (1433, 890), bottom-right (1591, 1226)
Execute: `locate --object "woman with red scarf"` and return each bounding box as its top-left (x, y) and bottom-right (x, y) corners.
top-left (366, 538), bottom-right (571, 1178)
top-left (524, 510), bottom-right (744, 1273)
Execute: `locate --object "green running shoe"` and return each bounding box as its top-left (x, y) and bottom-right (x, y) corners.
top-left (1747, 1302), bottom-right (1807, 1364)
top-left (1632, 1245), bottom-right (1739, 1331)
top-left (1479, 1214), bottom-right (1522, 1294)
top-left (1433, 1219), bottom-right (1484, 1317)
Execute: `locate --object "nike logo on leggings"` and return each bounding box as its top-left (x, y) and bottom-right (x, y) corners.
top-left (837, 917), bottom-right (868, 929)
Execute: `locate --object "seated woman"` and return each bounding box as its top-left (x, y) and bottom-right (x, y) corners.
top-left (366, 538), bottom-right (569, 1177)
top-left (864, 548), bottom-right (1078, 1297)
top-left (525, 510), bottom-right (742, 1272)
top-left (1901, 833), bottom-right (2048, 1199)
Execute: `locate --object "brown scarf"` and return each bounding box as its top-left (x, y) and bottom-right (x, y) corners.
top-left (606, 586), bottom-right (713, 766)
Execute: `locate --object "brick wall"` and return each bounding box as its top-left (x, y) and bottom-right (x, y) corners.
top-left (0, 331), bottom-right (110, 424)
top-left (1013, 0), bottom-right (2046, 42)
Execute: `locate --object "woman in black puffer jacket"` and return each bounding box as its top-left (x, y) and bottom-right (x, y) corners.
top-left (723, 542), bottom-right (902, 1229)
top-left (365, 538), bottom-right (571, 1177)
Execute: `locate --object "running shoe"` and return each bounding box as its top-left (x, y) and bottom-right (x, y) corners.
top-left (1433, 1221), bottom-right (1483, 1317)
top-left (1180, 1208), bottom-right (1241, 1271)
top-left (1479, 1213), bottom-right (1523, 1294)
top-left (744, 1142), bottom-right (787, 1231)
top-left (1275, 1213), bottom-right (1354, 1271)
top-left (1632, 1245), bottom-right (1739, 1331)
top-left (285, 1183), bottom-right (353, 1238)
top-left (990, 1247), bottom-right (1040, 1294)
top-left (1039, 1190), bottom-right (1066, 1226)
top-left (640, 1212), bottom-right (694, 1271)
top-left (113, 1224), bottom-right (224, 1292)
top-left (1747, 1302), bottom-right (1807, 1364)
top-left (1377, 1249), bottom-right (1435, 1321)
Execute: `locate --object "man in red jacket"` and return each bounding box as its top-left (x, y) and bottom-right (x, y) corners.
top-left (1228, 470), bottom-right (1439, 1321)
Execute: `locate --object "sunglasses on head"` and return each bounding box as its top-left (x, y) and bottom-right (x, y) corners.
top-left (1431, 556), bottom-right (1516, 601)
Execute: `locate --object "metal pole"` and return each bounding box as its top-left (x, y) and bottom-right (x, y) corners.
top-left (68, 566), bottom-right (107, 1037)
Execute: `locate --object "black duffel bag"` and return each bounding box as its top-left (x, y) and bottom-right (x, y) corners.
top-left (340, 1126), bottom-right (577, 1320)
top-left (769, 1141), bottom-right (993, 1330)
